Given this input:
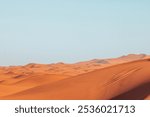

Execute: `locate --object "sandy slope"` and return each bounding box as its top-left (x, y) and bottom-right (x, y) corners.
top-left (112, 82), bottom-right (150, 100)
top-left (2, 58), bottom-right (150, 100)
top-left (145, 95), bottom-right (150, 100)
top-left (0, 54), bottom-right (149, 100)
top-left (0, 74), bottom-right (69, 97)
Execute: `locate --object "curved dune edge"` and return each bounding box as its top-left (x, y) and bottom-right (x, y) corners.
top-left (111, 82), bottom-right (150, 100)
top-left (144, 95), bottom-right (150, 100)
top-left (1, 59), bottom-right (150, 100)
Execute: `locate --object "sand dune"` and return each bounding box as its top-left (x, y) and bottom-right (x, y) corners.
top-left (0, 74), bottom-right (68, 97)
top-left (1, 58), bottom-right (150, 100)
top-left (112, 82), bottom-right (150, 100)
top-left (0, 54), bottom-right (150, 100)
top-left (145, 95), bottom-right (150, 100)
top-left (0, 54), bottom-right (147, 77)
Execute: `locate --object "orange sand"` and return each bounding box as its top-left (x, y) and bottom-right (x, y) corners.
top-left (0, 54), bottom-right (150, 100)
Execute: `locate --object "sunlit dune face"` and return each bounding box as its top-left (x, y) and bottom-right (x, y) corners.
top-left (0, 54), bottom-right (150, 100)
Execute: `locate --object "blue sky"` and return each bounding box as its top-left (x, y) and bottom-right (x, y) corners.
top-left (0, 0), bottom-right (150, 66)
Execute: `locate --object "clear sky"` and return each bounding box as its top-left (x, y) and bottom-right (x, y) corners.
top-left (0, 0), bottom-right (150, 66)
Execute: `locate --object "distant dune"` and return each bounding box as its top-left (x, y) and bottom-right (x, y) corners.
top-left (0, 54), bottom-right (150, 100)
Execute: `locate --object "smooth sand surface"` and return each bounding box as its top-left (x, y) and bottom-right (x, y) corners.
top-left (0, 74), bottom-right (68, 97)
top-left (0, 54), bottom-right (150, 100)
top-left (1, 58), bottom-right (150, 100)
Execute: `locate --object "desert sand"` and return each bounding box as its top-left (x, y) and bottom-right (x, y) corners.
top-left (0, 54), bottom-right (150, 100)
top-left (145, 95), bottom-right (150, 100)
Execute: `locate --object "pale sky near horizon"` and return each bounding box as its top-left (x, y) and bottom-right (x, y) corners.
top-left (0, 0), bottom-right (150, 66)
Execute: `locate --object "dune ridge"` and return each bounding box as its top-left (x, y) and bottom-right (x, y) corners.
top-left (0, 54), bottom-right (148, 77)
top-left (0, 54), bottom-right (150, 100)
top-left (1, 58), bottom-right (150, 100)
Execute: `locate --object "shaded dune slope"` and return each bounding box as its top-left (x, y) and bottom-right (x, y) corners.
top-left (2, 59), bottom-right (150, 100)
top-left (112, 82), bottom-right (150, 100)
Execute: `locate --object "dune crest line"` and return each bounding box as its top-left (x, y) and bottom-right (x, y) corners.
top-left (1, 58), bottom-right (150, 100)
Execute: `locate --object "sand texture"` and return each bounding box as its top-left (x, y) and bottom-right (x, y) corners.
top-left (0, 54), bottom-right (150, 100)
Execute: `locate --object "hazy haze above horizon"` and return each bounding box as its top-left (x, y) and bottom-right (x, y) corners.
top-left (0, 0), bottom-right (150, 66)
